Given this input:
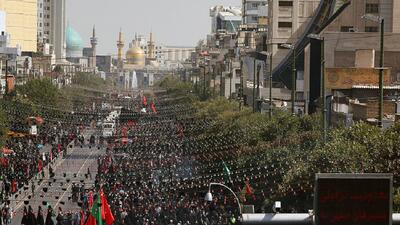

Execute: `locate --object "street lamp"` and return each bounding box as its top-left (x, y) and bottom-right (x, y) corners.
top-left (281, 43), bottom-right (296, 115)
top-left (308, 33), bottom-right (326, 143)
top-left (362, 14), bottom-right (385, 128)
top-left (205, 182), bottom-right (242, 220)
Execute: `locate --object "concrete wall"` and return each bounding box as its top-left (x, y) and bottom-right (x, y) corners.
top-left (324, 32), bottom-right (400, 82)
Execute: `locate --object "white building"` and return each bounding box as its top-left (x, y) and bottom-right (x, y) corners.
top-left (163, 46), bottom-right (194, 62)
top-left (210, 6), bottom-right (242, 34)
top-left (37, 0), bottom-right (66, 60)
top-left (50, 0), bottom-right (66, 62)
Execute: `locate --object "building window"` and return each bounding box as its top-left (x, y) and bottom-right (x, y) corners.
top-left (365, 3), bottom-right (379, 14)
top-left (279, 1), bottom-right (293, 7)
top-left (278, 22), bottom-right (292, 28)
top-left (340, 26), bottom-right (354, 32)
top-left (365, 26), bottom-right (378, 32)
top-left (251, 3), bottom-right (259, 8)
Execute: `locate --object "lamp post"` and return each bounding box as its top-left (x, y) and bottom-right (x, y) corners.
top-left (253, 58), bottom-right (257, 112)
top-left (205, 182), bottom-right (242, 220)
top-left (281, 44), bottom-right (296, 115)
top-left (362, 14), bottom-right (385, 128)
top-left (203, 66), bottom-right (206, 99)
top-left (308, 34), bottom-right (326, 143)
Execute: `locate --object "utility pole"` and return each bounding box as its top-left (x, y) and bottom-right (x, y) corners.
top-left (212, 65), bottom-right (216, 95)
top-left (269, 54), bottom-right (273, 118)
top-left (321, 37), bottom-right (327, 143)
top-left (220, 62), bottom-right (223, 97)
top-left (378, 18), bottom-right (385, 128)
top-left (239, 60), bottom-right (243, 111)
top-left (5, 59), bottom-right (8, 96)
top-left (253, 58), bottom-right (256, 113)
top-left (256, 64), bottom-right (261, 105)
top-left (361, 14), bottom-right (385, 128)
top-left (291, 47), bottom-right (296, 115)
top-left (203, 66), bottom-right (206, 99)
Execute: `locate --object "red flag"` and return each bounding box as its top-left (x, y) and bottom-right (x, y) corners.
top-left (80, 211), bottom-right (85, 225)
top-left (127, 120), bottom-right (135, 127)
top-left (57, 143), bottom-right (61, 155)
top-left (84, 214), bottom-right (96, 225)
top-left (11, 180), bottom-right (17, 193)
top-left (0, 157), bottom-right (8, 167)
top-left (88, 191), bottom-right (94, 208)
top-left (38, 160), bottom-right (43, 172)
top-left (142, 95), bottom-right (147, 107)
top-left (245, 183), bottom-right (256, 201)
top-left (150, 103), bottom-right (156, 113)
top-left (49, 150), bottom-right (53, 161)
top-left (101, 190), bottom-right (115, 225)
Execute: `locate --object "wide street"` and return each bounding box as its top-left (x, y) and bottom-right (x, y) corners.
top-left (9, 129), bottom-right (103, 225)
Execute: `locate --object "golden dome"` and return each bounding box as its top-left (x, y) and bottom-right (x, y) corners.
top-left (126, 46), bottom-right (145, 59)
top-left (126, 46), bottom-right (145, 66)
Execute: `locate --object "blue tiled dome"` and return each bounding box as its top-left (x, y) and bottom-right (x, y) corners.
top-left (66, 25), bottom-right (83, 57)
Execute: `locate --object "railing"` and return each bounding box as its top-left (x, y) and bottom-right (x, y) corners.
top-left (242, 213), bottom-right (400, 225)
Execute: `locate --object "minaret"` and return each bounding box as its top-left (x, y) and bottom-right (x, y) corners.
top-left (90, 25), bottom-right (98, 69)
top-left (148, 32), bottom-right (155, 59)
top-left (117, 28), bottom-right (124, 71)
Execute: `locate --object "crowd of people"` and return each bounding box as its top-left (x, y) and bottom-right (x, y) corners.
top-left (0, 91), bottom-right (280, 225)
top-left (0, 100), bottom-right (95, 225)
top-left (97, 94), bottom-right (255, 225)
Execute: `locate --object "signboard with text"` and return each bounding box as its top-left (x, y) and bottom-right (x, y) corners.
top-left (315, 173), bottom-right (392, 225)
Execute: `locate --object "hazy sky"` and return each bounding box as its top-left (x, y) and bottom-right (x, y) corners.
top-left (66, 0), bottom-right (241, 55)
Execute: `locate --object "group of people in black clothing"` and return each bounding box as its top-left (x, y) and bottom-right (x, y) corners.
top-left (95, 94), bottom-right (248, 225)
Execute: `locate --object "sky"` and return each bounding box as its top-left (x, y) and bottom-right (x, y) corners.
top-left (66, 0), bottom-right (241, 55)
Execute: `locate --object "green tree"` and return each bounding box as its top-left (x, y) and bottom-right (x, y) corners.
top-left (17, 78), bottom-right (59, 107)
top-left (0, 106), bottom-right (9, 148)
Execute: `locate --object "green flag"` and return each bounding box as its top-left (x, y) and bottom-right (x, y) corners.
top-left (92, 194), bottom-right (103, 225)
top-left (223, 161), bottom-right (232, 184)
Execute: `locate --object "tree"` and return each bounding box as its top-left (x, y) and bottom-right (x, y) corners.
top-left (16, 78), bottom-right (59, 107)
top-left (0, 106), bottom-right (8, 148)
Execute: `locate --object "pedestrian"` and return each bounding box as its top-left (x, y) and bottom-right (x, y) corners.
top-left (45, 206), bottom-right (54, 225)
top-left (36, 206), bottom-right (44, 225)
top-left (55, 208), bottom-right (63, 225)
top-left (31, 183), bottom-right (35, 197)
top-left (26, 205), bottom-right (37, 225)
top-left (21, 206), bottom-right (28, 225)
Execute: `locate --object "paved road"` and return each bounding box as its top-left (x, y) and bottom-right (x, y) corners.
top-left (10, 129), bottom-right (104, 225)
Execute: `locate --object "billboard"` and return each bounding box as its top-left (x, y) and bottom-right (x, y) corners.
top-left (315, 173), bottom-right (392, 225)
top-left (326, 68), bottom-right (390, 90)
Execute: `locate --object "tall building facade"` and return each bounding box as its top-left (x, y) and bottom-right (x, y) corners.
top-left (37, 0), bottom-right (51, 45)
top-left (50, 0), bottom-right (66, 61)
top-left (326, 0), bottom-right (400, 33)
top-left (268, 0), bottom-right (320, 69)
top-left (242, 0), bottom-right (268, 25)
top-left (37, 0), bottom-right (66, 60)
top-left (0, 0), bottom-right (37, 52)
